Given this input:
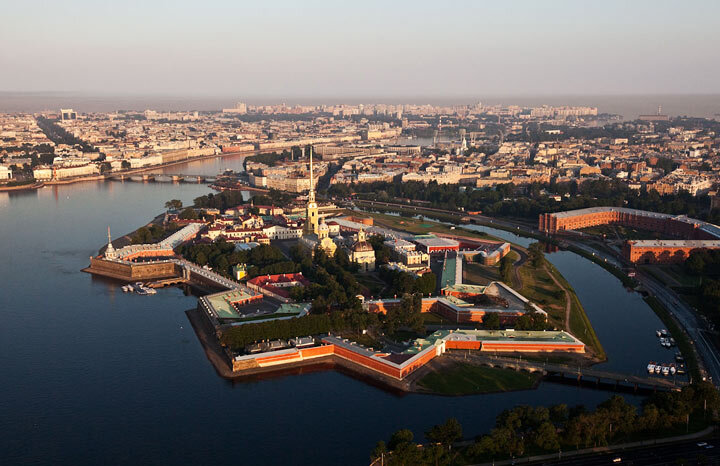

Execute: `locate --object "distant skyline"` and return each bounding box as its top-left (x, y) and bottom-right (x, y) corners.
top-left (2, 0), bottom-right (720, 96)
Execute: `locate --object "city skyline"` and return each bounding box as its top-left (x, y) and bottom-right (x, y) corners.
top-left (2, 0), bottom-right (720, 96)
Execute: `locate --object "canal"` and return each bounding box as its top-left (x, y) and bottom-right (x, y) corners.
top-left (0, 165), bottom-right (666, 466)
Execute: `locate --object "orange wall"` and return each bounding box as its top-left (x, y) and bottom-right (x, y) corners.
top-left (481, 342), bottom-right (584, 353)
top-left (445, 340), bottom-right (481, 350)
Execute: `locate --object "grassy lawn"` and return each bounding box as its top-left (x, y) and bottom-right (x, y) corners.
top-left (422, 312), bottom-right (454, 325)
top-left (350, 209), bottom-right (505, 242)
top-left (418, 363), bottom-right (539, 395)
top-left (517, 263), bottom-right (565, 312)
top-left (663, 264), bottom-right (702, 288)
top-left (581, 225), bottom-right (665, 241)
top-left (463, 262), bottom-right (500, 285)
top-left (353, 272), bottom-right (385, 296)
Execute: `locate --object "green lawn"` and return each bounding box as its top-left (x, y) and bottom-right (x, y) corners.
top-left (463, 262), bottom-right (500, 286)
top-left (350, 209), bottom-right (505, 242)
top-left (353, 272), bottom-right (385, 296)
top-left (421, 312), bottom-right (453, 325)
top-left (417, 363), bottom-right (539, 395)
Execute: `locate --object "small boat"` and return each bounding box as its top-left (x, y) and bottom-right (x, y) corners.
top-left (656, 330), bottom-right (663, 337)
top-left (677, 365), bottom-right (686, 375)
top-left (670, 365), bottom-right (677, 375)
top-left (647, 362), bottom-right (656, 373)
top-left (662, 366), bottom-right (670, 376)
top-left (660, 329), bottom-right (669, 337)
top-left (675, 353), bottom-right (684, 362)
top-left (121, 285), bottom-right (132, 292)
top-left (654, 365), bottom-right (662, 374)
top-left (669, 338), bottom-right (676, 346)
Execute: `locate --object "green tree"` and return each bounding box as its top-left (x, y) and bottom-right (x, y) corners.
top-left (179, 207), bottom-right (198, 220)
top-left (533, 421), bottom-right (560, 451)
top-left (483, 312), bottom-right (500, 329)
top-left (165, 199), bottom-right (183, 211)
top-left (426, 418), bottom-right (462, 451)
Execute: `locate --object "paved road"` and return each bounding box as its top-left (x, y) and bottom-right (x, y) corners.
top-left (533, 437), bottom-right (720, 465)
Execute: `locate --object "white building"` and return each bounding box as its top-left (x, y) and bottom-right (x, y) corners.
top-left (0, 165), bottom-right (12, 180)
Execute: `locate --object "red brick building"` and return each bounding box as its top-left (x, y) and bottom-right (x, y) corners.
top-left (539, 207), bottom-right (720, 240)
top-left (623, 240), bottom-right (720, 264)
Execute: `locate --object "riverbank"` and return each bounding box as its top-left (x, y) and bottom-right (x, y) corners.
top-left (0, 181), bottom-right (44, 192)
top-left (35, 148), bottom-right (262, 187)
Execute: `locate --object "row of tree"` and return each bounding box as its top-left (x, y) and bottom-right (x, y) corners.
top-left (178, 242), bottom-right (297, 279)
top-left (373, 381), bottom-right (719, 465)
top-left (378, 267), bottom-right (437, 297)
top-left (130, 222), bottom-right (179, 245)
top-left (329, 178), bottom-right (717, 223)
top-left (220, 313), bottom-right (359, 350)
top-left (683, 249), bottom-right (720, 327)
top-left (192, 190), bottom-right (245, 211)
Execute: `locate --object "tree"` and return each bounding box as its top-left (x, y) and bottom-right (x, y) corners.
top-left (533, 421), bottom-right (560, 451)
top-left (426, 418), bottom-right (462, 451)
top-left (165, 199), bottom-right (183, 211)
top-left (179, 207), bottom-right (198, 220)
top-left (499, 255), bottom-right (514, 284)
top-left (483, 311), bottom-right (500, 329)
top-left (121, 160), bottom-right (131, 169)
top-left (388, 429), bottom-right (415, 450)
top-left (414, 272), bottom-right (437, 295)
top-left (527, 242), bottom-right (545, 268)
top-left (370, 441), bottom-right (387, 463)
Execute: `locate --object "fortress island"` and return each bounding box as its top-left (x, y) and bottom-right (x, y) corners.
top-left (85, 148), bottom-right (601, 393)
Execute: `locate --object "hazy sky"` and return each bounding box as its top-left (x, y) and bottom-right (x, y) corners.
top-left (2, 0), bottom-right (719, 98)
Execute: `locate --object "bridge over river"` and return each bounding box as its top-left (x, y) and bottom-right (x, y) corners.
top-left (108, 173), bottom-right (217, 184)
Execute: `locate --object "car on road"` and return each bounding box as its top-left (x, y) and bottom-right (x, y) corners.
top-left (697, 442), bottom-right (708, 447)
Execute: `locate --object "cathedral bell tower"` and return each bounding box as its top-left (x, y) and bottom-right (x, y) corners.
top-left (304, 146), bottom-right (319, 235)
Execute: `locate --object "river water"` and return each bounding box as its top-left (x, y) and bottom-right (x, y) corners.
top-left (0, 158), bottom-right (667, 465)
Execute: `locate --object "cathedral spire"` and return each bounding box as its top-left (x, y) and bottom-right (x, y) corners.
top-left (308, 146), bottom-right (315, 203)
top-left (105, 226), bottom-right (117, 260)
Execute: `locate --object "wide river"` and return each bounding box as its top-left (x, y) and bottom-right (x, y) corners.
top-left (0, 153), bottom-right (673, 465)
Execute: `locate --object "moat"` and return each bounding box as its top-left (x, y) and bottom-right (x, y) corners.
top-left (0, 154), bottom-right (678, 466)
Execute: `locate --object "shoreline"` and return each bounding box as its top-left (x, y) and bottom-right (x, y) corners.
top-left (0, 181), bottom-right (44, 192)
top-left (39, 149), bottom-right (262, 187)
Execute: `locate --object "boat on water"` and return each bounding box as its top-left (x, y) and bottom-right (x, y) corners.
top-left (660, 329), bottom-right (669, 337)
top-left (662, 366), bottom-right (670, 376)
top-left (656, 330), bottom-right (663, 337)
top-left (121, 285), bottom-right (132, 292)
top-left (670, 365), bottom-right (677, 375)
top-left (647, 362), bottom-right (656, 373)
top-left (131, 282), bottom-right (156, 295)
top-left (654, 365), bottom-right (662, 374)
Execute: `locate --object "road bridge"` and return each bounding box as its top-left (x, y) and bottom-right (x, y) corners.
top-left (108, 174), bottom-right (216, 183)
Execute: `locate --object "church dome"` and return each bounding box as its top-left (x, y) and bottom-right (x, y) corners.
top-left (353, 241), bottom-right (374, 253)
top-left (318, 220), bottom-right (329, 231)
